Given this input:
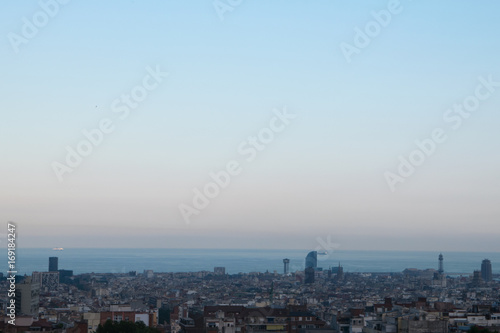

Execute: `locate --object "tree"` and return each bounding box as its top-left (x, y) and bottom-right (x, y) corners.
top-left (469, 326), bottom-right (496, 333)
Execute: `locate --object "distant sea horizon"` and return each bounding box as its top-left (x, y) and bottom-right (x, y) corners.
top-left (3, 248), bottom-right (499, 276)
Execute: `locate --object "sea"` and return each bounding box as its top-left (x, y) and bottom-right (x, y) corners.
top-left (2, 248), bottom-right (499, 276)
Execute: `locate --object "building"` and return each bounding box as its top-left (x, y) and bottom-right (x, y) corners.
top-left (472, 270), bottom-right (482, 287)
top-left (481, 259), bottom-right (492, 282)
top-left (58, 269), bottom-right (74, 283)
top-left (432, 254), bottom-right (446, 287)
top-left (84, 310), bottom-right (157, 332)
top-left (15, 276), bottom-right (40, 317)
top-left (283, 259), bottom-right (290, 275)
top-left (49, 257), bottom-right (58, 272)
top-left (305, 267), bottom-right (315, 284)
top-left (83, 312), bottom-right (101, 333)
top-left (398, 315), bottom-right (448, 333)
top-left (305, 251), bottom-right (317, 269)
top-left (32, 271), bottom-right (60, 291)
top-left (203, 306), bottom-right (240, 333)
top-left (214, 267), bottom-right (226, 275)
top-left (288, 308), bottom-right (327, 333)
top-left (332, 263), bottom-right (344, 281)
top-left (179, 317), bottom-right (196, 333)
top-left (201, 305), bottom-right (326, 333)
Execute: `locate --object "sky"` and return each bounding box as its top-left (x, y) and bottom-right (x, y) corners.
top-left (1, 0), bottom-right (499, 251)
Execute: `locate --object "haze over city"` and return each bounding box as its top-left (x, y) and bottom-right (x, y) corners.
top-left (1, 1), bottom-right (500, 251)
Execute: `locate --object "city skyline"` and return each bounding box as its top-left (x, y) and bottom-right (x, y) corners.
top-left (1, 1), bottom-right (500, 251)
top-left (5, 248), bottom-right (499, 276)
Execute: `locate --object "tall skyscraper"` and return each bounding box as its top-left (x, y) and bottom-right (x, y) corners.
top-left (49, 257), bottom-right (58, 272)
top-left (304, 267), bottom-right (315, 284)
top-left (283, 258), bottom-right (290, 275)
top-left (481, 259), bottom-right (492, 282)
top-left (438, 253), bottom-right (444, 274)
top-left (305, 251), bottom-right (317, 269)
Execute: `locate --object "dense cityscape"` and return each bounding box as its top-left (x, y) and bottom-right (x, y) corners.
top-left (1, 252), bottom-right (499, 333)
top-left (3, 1), bottom-right (500, 333)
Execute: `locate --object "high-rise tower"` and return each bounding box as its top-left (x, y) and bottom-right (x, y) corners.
top-left (49, 257), bottom-right (58, 272)
top-left (304, 267), bottom-right (315, 284)
top-left (305, 251), bottom-right (317, 269)
top-left (438, 253), bottom-right (444, 274)
top-left (283, 258), bottom-right (290, 275)
top-left (481, 259), bottom-right (492, 282)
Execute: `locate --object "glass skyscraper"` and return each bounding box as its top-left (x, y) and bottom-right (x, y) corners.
top-left (305, 251), bottom-right (317, 269)
top-left (481, 259), bottom-right (492, 282)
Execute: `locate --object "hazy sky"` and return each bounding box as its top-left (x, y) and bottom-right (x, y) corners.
top-left (1, 1), bottom-right (499, 251)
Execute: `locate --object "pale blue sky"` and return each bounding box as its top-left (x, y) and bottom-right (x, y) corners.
top-left (1, 1), bottom-right (499, 250)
